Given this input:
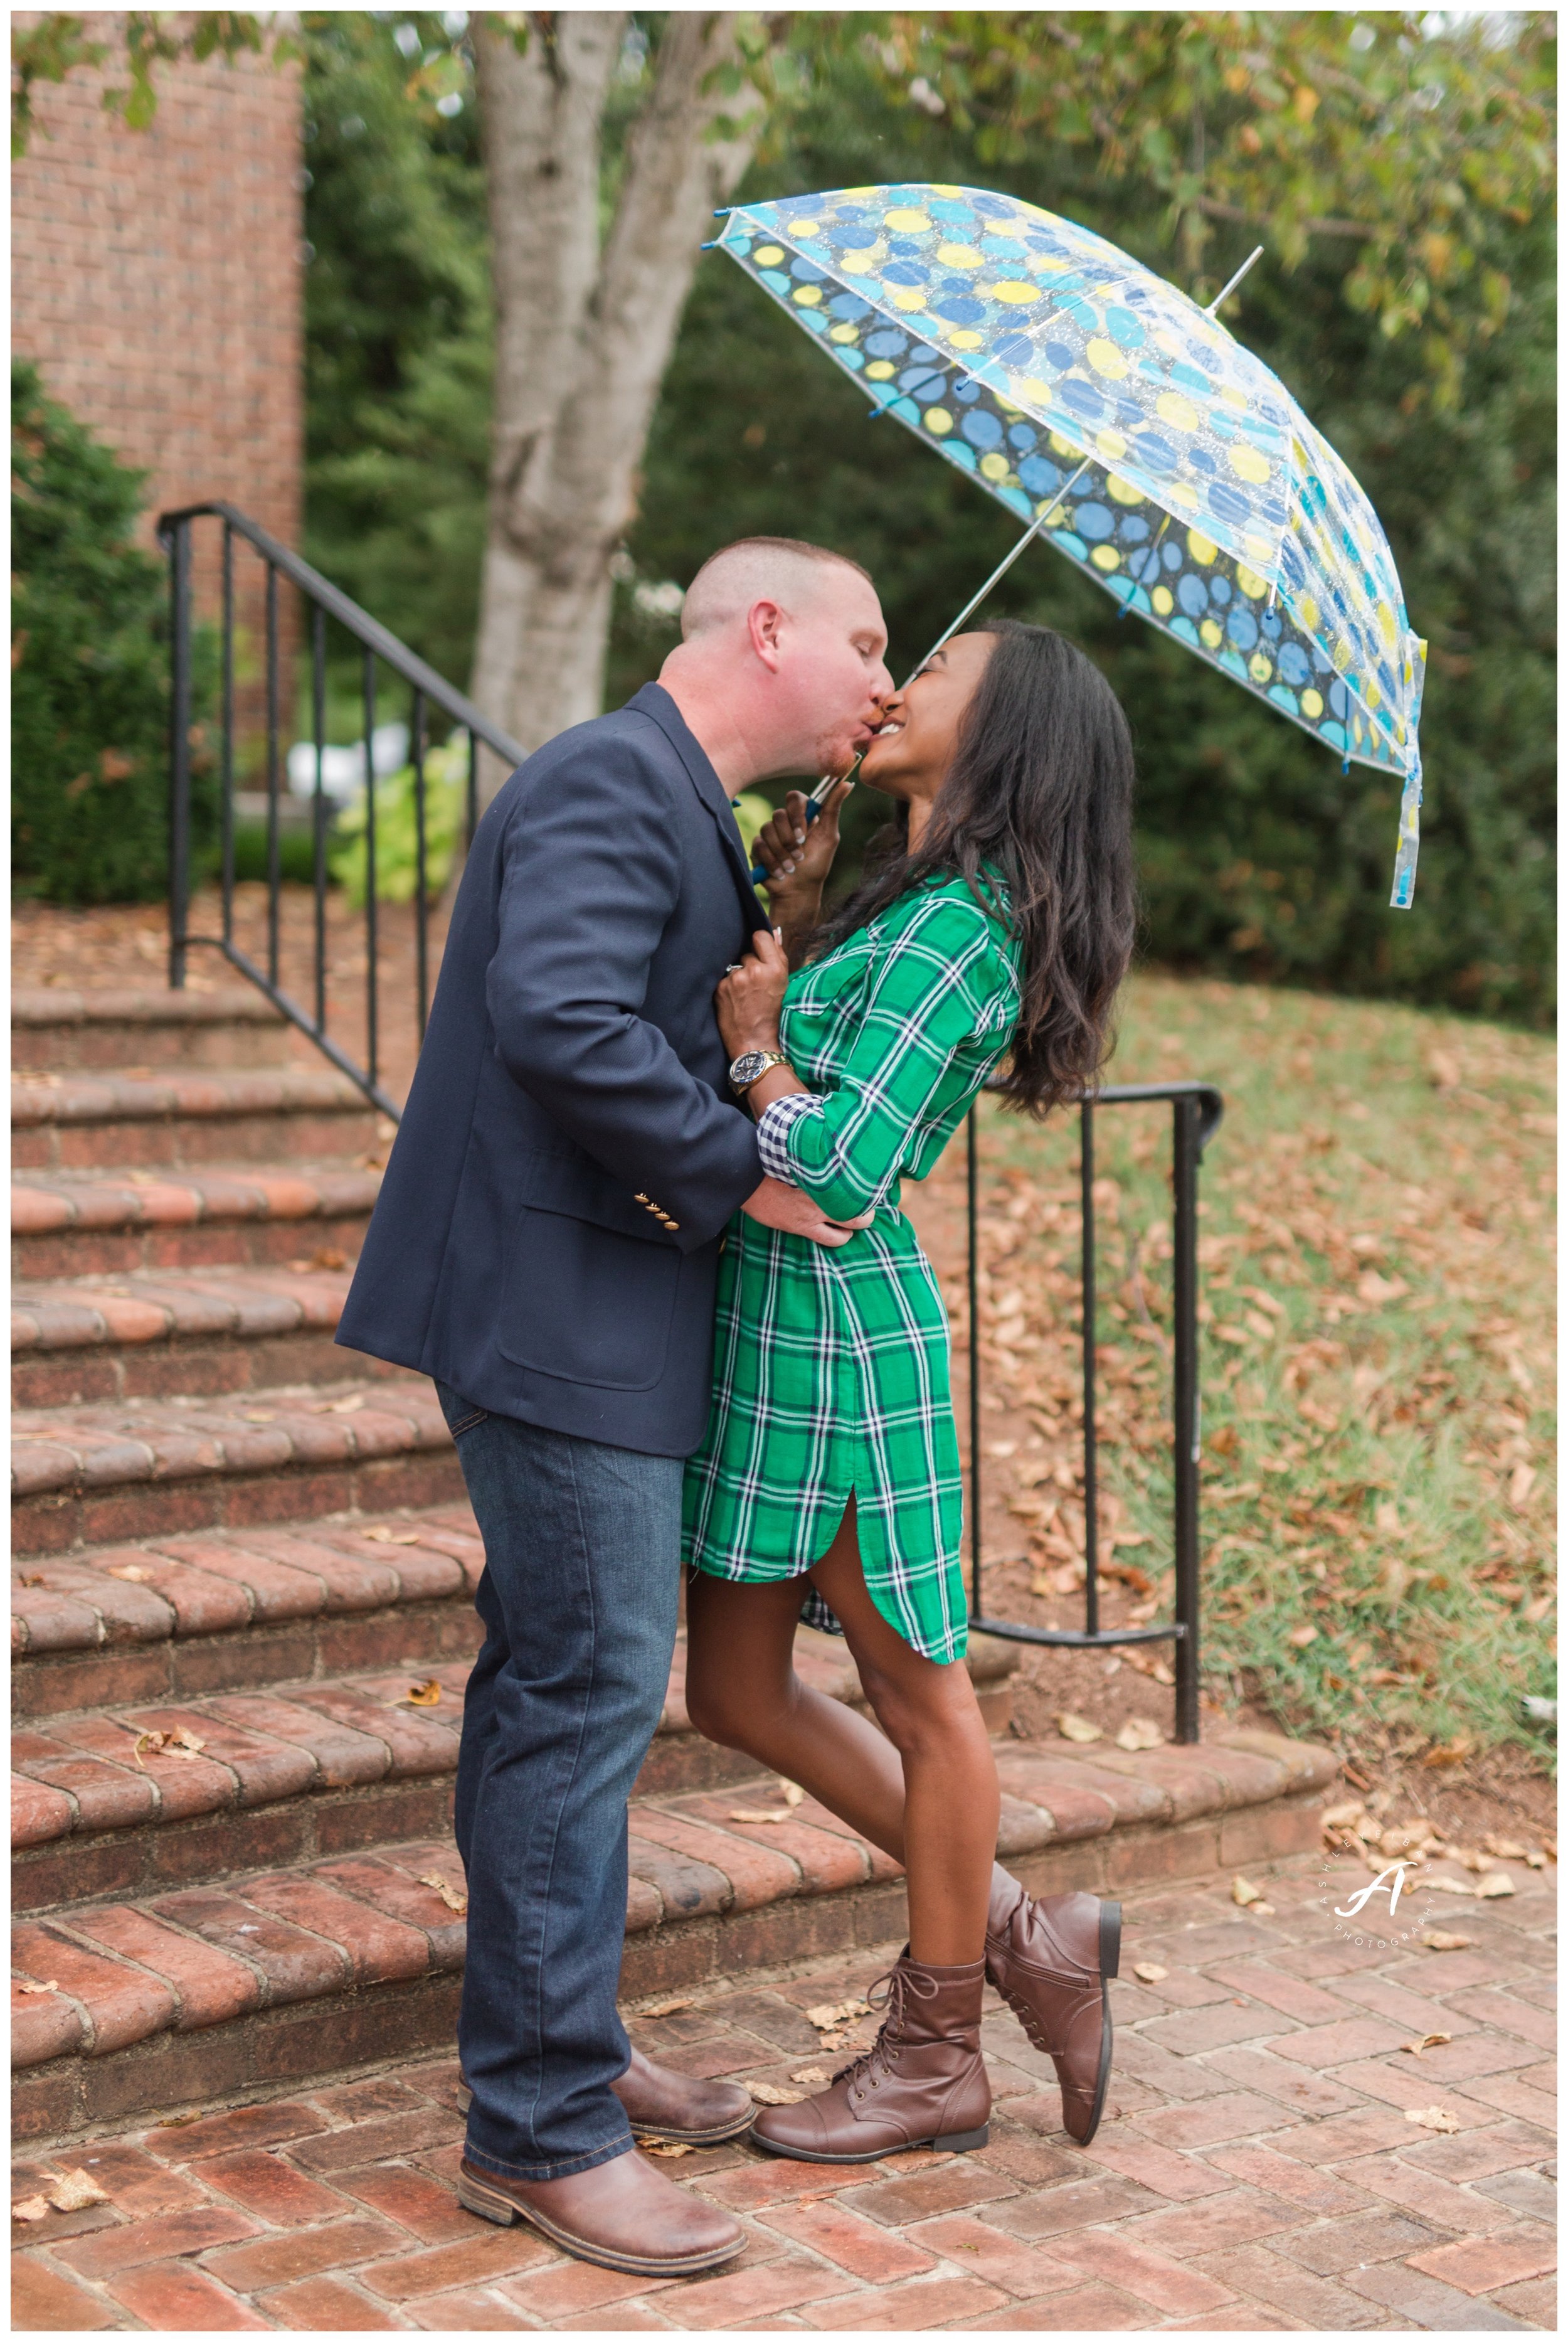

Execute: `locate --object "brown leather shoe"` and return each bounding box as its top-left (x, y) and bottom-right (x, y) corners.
top-left (457, 2045), bottom-right (754, 2145)
top-left (750, 1954), bottom-right (990, 2164)
top-left (985, 1868), bottom-right (1120, 2144)
top-left (457, 2146), bottom-right (744, 2275)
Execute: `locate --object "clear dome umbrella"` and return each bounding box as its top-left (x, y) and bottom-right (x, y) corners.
top-left (716, 183), bottom-right (1426, 908)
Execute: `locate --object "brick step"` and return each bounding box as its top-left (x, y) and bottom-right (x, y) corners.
top-left (11, 1728), bottom-right (1337, 2148)
top-left (13, 1163), bottom-right (382, 1279)
top-left (13, 1068), bottom-right (384, 1175)
top-left (11, 1627), bottom-right (1019, 1915)
top-left (11, 1504), bottom-right (488, 1722)
top-left (11, 1262), bottom-right (401, 1407)
top-left (13, 1380), bottom-right (464, 1557)
top-left (12, 987), bottom-right (299, 1073)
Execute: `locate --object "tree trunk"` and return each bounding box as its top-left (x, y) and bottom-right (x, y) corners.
top-left (469, 12), bottom-right (761, 797)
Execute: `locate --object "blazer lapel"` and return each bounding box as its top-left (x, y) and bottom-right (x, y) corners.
top-left (628, 684), bottom-right (770, 934)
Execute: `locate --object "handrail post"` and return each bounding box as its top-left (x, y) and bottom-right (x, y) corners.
top-left (165, 514), bottom-right (193, 989)
top-left (1172, 1093), bottom-right (1202, 1743)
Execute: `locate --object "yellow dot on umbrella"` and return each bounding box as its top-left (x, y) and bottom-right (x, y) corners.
top-left (1230, 444), bottom-right (1271, 485)
top-left (829, 325), bottom-right (859, 344)
top-left (946, 329), bottom-right (984, 349)
top-left (1091, 545), bottom-right (1121, 571)
top-left (884, 208), bottom-right (931, 231)
top-left (980, 452), bottom-right (1011, 481)
top-left (1200, 619), bottom-right (1223, 649)
top-left (792, 285), bottom-right (822, 307)
top-left (866, 361), bottom-right (895, 380)
top-left (1220, 384), bottom-right (1249, 409)
top-left (1169, 481), bottom-right (1200, 510)
top-left (1187, 530), bottom-right (1219, 565)
top-left (889, 288), bottom-right (928, 312)
top-left (1378, 604), bottom-right (1397, 646)
top-left (1096, 428), bottom-right (1128, 463)
top-left (1244, 532), bottom-right (1273, 567)
top-left (925, 407), bottom-right (953, 435)
top-left (842, 248), bottom-right (882, 274)
top-left (1158, 392), bottom-right (1200, 431)
top-left (1086, 338), bottom-right (1127, 378)
top-left (1154, 329), bottom-right (1185, 359)
top-left (1236, 564), bottom-right (1269, 599)
top-left (1365, 678), bottom-right (1383, 708)
top-left (754, 246), bottom-right (785, 266)
top-left (933, 183), bottom-right (965, 198)
top-left (1152, 585), bottom-right (1174, 616)
top-left (1049, 430), bottom-right (1078, 457)
top-left (1040, 501), bottom-right (1069, 525)
top-left (1015, 375), bottom-right (1051, 402)
top-left (1299, 594), bottom-right (1320, 629)
top-left (1108, 475), bottom-right (1144, 506)
top-left (1302, 688), bottom-right (1324, 718)
top-left (1249, 652), bottom-right (1273, 684)
top-left (936, 243), bottom-right (983, 269)
top-left (790, 220), bottom-right (822, 237)
top-left (991, 281), bottom-right (1042, 304)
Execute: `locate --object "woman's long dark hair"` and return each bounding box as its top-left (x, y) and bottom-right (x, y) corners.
top-left (811, 622), bottom-right (1136, 1117)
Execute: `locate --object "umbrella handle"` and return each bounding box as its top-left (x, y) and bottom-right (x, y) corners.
top-left (748, 777), bottom-right (850, 886)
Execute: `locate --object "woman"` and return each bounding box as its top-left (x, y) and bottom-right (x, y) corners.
top-left (682, 620), bottom-right (1138, 2165)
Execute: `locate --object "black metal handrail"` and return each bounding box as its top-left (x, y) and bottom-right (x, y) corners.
top-left (967, 1080), bottom-right (1224, 1743)
top-left (159, 501), bottom-right (525, 1117)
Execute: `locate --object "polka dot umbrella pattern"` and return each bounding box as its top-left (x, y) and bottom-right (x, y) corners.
top-left (718, 183), bottom-right (1427, 908)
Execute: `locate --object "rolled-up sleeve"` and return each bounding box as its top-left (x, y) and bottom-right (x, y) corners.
top-left (756, 1090), bottom-right (823, 1187)
top-left (780, 895), bottom-right (1014, 1222)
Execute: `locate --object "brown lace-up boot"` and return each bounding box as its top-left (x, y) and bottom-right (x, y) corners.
top-left (985, 1869), bottom-right (1120, 2143)
top-left (749, 1953), bottom-right (990, 2164)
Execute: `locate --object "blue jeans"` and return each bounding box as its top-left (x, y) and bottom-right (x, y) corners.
top-left (437, 1385), bottom-right (683, 2181)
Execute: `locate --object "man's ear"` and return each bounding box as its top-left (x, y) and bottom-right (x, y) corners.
top-left (747, 598), bottom-right (786, 671)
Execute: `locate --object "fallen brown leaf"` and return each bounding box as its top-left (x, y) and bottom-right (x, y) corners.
top-left (17, 1980), bottom-right (59, 1996)
top-left (748, 2082), bottom-right (807, 2105)
top-left (1231, 1875), bottom-right (1266, 1907)
top-left (641, 2139), bottom-right (694, 2157)
top-left (790, 2066), bottom-right (832, 2086)
top-left (404, 1679), bottom-right (442, 1706)
top-left (1401, 2033), bottom-right (1452, 2057)
top-left (640, 1996), bottom-right (696, 2019)
top-left (779, 1781), bottom-right (805, 1807)
top-left (11, 2198), bottom-right (50, 2223)
top-left (727, 1809), bottom-right (790, 1824)
top-left (1421, 1930), bottom-right (1472, 1951)
top-left (805, 1999), bottom-right (870, 2031)
top-left (45, 2169), bottom-right (110, 2212)
top-left (1116, 1718), bottom-right (1163, 1752)
top-left (362, 1526), bottom-right (423, 1545)
top-left (321, 1392), bottom-right (366, 1413)
top-left (1404, 2105), bottom-right (1461, 2134)
top-left (416, 1872), bottom-right (468, 1915)
top-left (1475, 1871), bottom-right (1516, 1898)
top-left (1132, 1962), bottom-right (1168, 1984)
top-left (107, 1564), bottom-right (153, 1582)
top-left (1056, 1711), bottom-right (1102, 1744)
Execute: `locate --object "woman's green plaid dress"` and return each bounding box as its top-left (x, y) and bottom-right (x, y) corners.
top-left (683, 874), bottom-right (1022, 1664)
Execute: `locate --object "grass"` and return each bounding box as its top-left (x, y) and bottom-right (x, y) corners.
top-left (956, 970), bottom-right (1555, 1765)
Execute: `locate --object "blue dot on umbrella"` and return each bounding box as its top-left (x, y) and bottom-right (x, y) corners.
top-left (1207, 482), bottom-right (1252, 528)
top-left (1268, 684), bottom-right (1300, 715)
top-left (790, 256), bottom-right (826, 282)
top-left (1227, 609), bottom-right (1258, 651)
top-left (1018, 455), bottom-right (1061, 495)
top-left (1261, 612), bottom-right (1283, 642)
top-left (1170, 615), bottom-right (1200, 645)
top-left (900, 366), bottom-right (948, 402)
top-left (1008, 423), bottom-right (1037, 449)
top-left (1132, 432), bottom-right (1177, 476)
top-left (829, 293), bottom-right (870, 321)
top-left (961, 408), bottom-right (1004, 450)
top-left (953, 378), bottom-right (983, 404)
top-left (983, 235), bottom-right (1027, 260)
top-left (1044, 342), bottom-right (1075, 372)
top-left (1169, 361), bottom-right (1212, 398)
top-left (995, 334), bottom-right (1035, 368)
top-left (1059, 296), bottom-right (1099, 333)
top-left (1162, 541), bottom-right (1184, 572)
top-left (1210, 577), bottom-right (1232, 607)
top-left (883, 261), bottom-right (928, 287)
top-left (1189, 449), bottom-right (1217, 476)
top-left (1119, 514), bottom-right (1150, 543)
top-left (1074, 503), bottom-right (1114, 541)
top-left (887, 237), bottom-right (927, 259)
top-left (864, 330), bottom-right (908, 359)
top-left (1058, 379), bottom-right (1108, 424)
top-left (1277, 644), bottom-right (1310, 686)
top-left (1104, 307), bottom-right (1146, 348)
top-left (1177, 574), bottom-right (1208, 617)
top-left (1329, 678), bottom-right (1350, 719)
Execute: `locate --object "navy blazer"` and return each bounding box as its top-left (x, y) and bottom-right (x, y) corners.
top-left (336, 684), bottom-right (768, 1456)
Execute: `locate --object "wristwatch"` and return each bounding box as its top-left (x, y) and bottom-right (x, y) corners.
top-left (728, 1048), bottom-right (792, 1095)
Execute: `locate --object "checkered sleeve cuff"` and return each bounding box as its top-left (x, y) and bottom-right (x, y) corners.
top-left (755, 1091), bottom-right (824, 1188)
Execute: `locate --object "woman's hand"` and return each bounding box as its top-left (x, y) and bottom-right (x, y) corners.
top-left (752, 781), bottom-right (850, 913)
top-left (717, 927), bottom-right (790, 1058)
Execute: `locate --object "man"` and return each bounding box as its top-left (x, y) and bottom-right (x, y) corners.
top-left (337, 539), bottom-right (891, 2276)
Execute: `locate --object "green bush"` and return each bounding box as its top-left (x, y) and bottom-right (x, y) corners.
top-left (329, 735), bottom-right (468, 907)
top-left (11, 361), bottom-right (218, 903)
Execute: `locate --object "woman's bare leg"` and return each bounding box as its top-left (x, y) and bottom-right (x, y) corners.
top-left (685, 1505), bottom-right (1000, 1966)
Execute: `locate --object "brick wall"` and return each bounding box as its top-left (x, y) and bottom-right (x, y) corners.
top-left (13, 14), bottom-right (304, 557)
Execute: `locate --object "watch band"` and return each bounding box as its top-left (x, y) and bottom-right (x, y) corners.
top-left (728, 1049), bottom-right (792, 1094)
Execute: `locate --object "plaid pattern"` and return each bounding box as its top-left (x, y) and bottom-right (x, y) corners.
top-left (684, 876), bottom-right (1021, 1663)
top-left (755, 1089), bottom-right (823, 1184)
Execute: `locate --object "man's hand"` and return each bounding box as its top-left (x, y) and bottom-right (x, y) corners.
top-left (716, 927), bottom-right (790, 1060)
top-left (741, 1176), bottom-right (872, 1248)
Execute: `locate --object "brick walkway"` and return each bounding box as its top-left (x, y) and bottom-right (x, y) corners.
top-left (12, 1846), bottom-right (1554, 2332)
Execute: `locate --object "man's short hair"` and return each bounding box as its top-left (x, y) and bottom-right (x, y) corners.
top-left (681, 537), bottom-right (874, 641)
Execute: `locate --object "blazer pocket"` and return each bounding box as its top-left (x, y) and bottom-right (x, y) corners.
top-left (495, 1201), bottom-right (681, 1391)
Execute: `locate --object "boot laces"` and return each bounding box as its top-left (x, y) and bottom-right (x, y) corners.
top-left (834, 1964), bottom-right (938, 2096)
